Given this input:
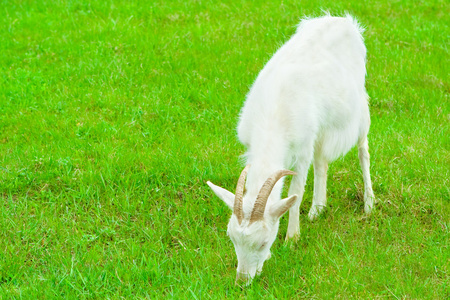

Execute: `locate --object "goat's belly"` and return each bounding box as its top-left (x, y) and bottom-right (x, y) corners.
top-left (317, 123), bottom-right (360, 162)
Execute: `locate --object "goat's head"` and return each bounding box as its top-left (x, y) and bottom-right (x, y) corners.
top-left (207, 165), bottom-right (297, 285)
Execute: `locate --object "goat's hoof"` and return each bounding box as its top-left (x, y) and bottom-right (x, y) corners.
top-left (285, 232), bottom-right (300, 242)
top-left (308, 206), bottom-right (323, 221)
top-left (364, 196), bottom-right (375, 214)
top-left (308, 212), bottom-right (318, 221)
top-left (364, 204), bottom-right (373, 214)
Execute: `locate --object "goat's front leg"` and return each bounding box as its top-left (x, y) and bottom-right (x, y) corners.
top-left (308, 155), bottom-right (328, 220)
top-left (358, 137), bottom-right (375, 213)
top-left (286, 160), bottom-right (310, 240)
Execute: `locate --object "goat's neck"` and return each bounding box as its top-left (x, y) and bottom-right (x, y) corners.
top-left (245, 139), bottom-right (288, 202)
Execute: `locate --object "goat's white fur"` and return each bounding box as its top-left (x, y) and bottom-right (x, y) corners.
top-left (207, 14), bottom-right (375, 284)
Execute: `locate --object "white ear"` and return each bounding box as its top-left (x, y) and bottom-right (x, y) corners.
top-left (206, 181), bottom-right (235, 210)
top-left (269, 195), bottom-right (298, 219)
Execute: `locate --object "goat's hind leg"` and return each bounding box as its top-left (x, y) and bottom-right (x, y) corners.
top-left (358, 136), bottom-right (375, 213)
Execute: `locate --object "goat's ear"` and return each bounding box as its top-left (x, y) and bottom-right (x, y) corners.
top-left (269, 195), bottom-right (298, 219)
top-left (206, 181), bottom-right (235, 210)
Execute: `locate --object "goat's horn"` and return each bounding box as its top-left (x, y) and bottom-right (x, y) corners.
top-left (234, 165), bottom-right (250, 224)
top-left (249, 170), bottom-right (296, 224)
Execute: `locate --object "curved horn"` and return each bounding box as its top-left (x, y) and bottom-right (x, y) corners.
top-left (234, 165), bottom-right (250, 224)
top-left (249, 170), bottom-right (296, 224)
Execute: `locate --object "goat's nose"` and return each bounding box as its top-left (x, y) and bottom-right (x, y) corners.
top-left (235, 272), bottom-right (251, 285)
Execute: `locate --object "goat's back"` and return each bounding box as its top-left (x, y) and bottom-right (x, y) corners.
top-left (238, 15), bottom-right (369, 162)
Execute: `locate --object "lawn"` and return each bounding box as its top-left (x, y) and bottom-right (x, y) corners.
top-left (0, 0), bottom-right (449, 298)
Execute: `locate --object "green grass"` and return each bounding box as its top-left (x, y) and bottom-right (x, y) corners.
top-left (0, 0), bottom-right (449, 298)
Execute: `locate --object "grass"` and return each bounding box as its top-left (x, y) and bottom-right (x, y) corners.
top-left (0, 0), bottom-right (449, 298)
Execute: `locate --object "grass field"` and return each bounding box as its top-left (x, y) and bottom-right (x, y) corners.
top-left (0, 0), bottom-right (449, 298)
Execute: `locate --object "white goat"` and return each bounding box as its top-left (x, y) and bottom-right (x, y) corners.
top-left (207, 14), bottom-right (375, 284)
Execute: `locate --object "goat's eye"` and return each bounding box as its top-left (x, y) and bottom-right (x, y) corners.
top-left (259, 242), bottom-right (267, 250)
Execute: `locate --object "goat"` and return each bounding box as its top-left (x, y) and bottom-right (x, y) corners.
top-left (207, 14), bottom-right (375, 285)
